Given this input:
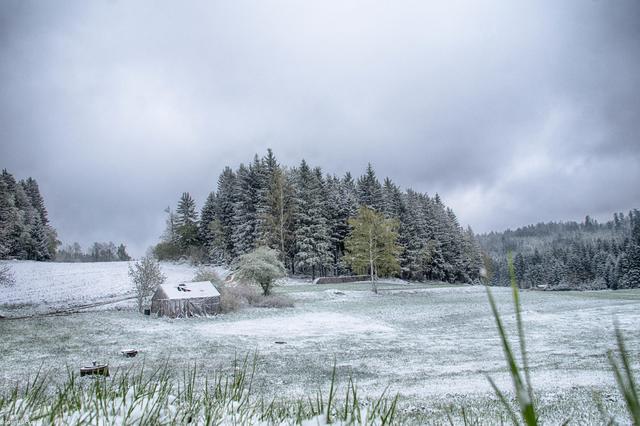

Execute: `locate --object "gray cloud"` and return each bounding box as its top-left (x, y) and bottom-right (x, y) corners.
top-left (1, 0), bottom-right (639, 255)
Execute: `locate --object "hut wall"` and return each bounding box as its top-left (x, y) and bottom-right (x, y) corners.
top-left (154, 296), bottom-right (220, 318)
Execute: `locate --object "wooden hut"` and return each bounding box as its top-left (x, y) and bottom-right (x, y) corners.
top-left (150, 281), bottom-right (220, 318)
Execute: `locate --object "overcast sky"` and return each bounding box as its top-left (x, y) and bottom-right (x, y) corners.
top-left (1, 0), bottom-right (639, 256)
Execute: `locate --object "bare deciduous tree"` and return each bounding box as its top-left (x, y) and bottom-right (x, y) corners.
top-left (128, 256), bottom-right (166, 312)
top-left (0, 264), bottom-right (15, 287)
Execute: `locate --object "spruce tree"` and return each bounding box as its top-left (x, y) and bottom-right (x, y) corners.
top-left (22, 177), bottom-right (49, 225)
top-left (232, 163), bottom-right (258, 256)
top-left (0, 176), bottom-right (14, 257)
top-left (176, 192), bottom-right (199, 249)
top-left (293, 160), bottom-right (331, 279)
top-left (117, 243), bottom-right (131, 261)
top-left (215, 167), bottom-right (237, 260)
top-left (199, 192), bottom-right (219, 259)
top-left (356, 163), bottom-right (383, 211)
top-left (381, 177), bottom-right (403, 219)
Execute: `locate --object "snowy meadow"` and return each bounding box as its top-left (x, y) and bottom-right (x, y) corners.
top-left (1, 261), bottom-right (639, 424)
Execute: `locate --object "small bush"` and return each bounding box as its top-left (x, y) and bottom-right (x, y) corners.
top-left (185, 245), bottom-right (208, 265)
top-left (192, 267), bottom-right (221, 284)
top-left (252, 294), bottom-right (294, 308)
top-left (152, 241), bottom-right (181, 261)
top-left (232, 246), bottom-right (286, 295)
top-left (0, 264), bottom-right (15, 287)
top-left (217, 283), bottom-right (293, 313)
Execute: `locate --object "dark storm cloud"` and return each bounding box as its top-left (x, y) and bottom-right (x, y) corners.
top-left (1, 0), bottom-right (639, 255)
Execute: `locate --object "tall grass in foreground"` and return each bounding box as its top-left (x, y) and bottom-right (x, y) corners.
top-left (609, 326), bottom-right (640, 424)
top-left (0, 355), bottom-right (398, 425)
top-left (486, 252), bottom-right (640, 425)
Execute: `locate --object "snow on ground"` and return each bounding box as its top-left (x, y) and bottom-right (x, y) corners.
top-left (197, 312), bottom-right (394, 337)
top-left (0, 260), bottom-right (198, 309)
top-left (1, 261), bottom-right (640, 423)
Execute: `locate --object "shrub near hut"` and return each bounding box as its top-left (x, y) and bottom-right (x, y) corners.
top-left (232, 247), bottom-right (286, 296)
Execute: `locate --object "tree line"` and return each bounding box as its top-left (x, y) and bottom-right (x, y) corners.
top-left (154, 149), bottom-right (484, 283)
top-left (56, 241), bottom-right (131, 262)
top-left (0, 169), bottom-right (59, 260)
top-left (479, 210), bottom-right (640, 289)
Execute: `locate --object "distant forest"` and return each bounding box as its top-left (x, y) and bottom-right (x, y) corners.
top-left (156, 150), bottom-right (484, 283)
top-left (0, 169), bottom-right (58, 260)
top-left (479, 211), bottom-right (640, 290)
top-left (55, 241), bottom-right (131, 262)
top-left (0, 168), bottom-right (131, 263)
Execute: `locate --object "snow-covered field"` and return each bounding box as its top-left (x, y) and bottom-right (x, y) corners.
top-left (0, 260), bottom-right (198, 309)
top-left (1, 261), bottom-right (639, 423)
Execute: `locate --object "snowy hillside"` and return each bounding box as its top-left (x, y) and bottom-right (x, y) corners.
top-left (0, 260), bottom-right (198, 309)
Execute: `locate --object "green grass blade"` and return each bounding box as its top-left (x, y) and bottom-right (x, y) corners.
top-left (608, 325), bottom-right (640, 423)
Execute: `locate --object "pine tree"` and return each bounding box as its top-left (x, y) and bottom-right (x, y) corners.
top-left (293, 160), bottom-right (332, 279)
top-left (117, 243), bottom-right (131, 261)
top-left (232, 164), bottom-right (258, 256)
top-left (0, 175), bottom-right (14, 257)
top-left (176, 192), bottom-right (199, 249)
top-left (619, 215), bottom-right (640, 288)
top-left (381, 177), bottom-right (403, 219)
top-left (27, 215), bottom-right (49, 260)
top-left (215, 167), bottom-right (237, 260)
top-left (514, 253), bottom-right (526, 283)
top-left (22, 177), bottom-right (49, 225)
top-left (461, 226), bottom-right (483, 282)
top-left (356, 163), bottom-right (383, 211)
top-left (324, 175), bottom-right (344, 275)
top-left (199, 192), bottom-right (219, 260)
top-left (398, 190), bottom-right (427, 280)
top-left (251, 154), bottom-right (269, 244)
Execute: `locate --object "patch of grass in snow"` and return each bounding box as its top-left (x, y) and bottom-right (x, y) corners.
top-left (0, 356), bottom-right (399, 425)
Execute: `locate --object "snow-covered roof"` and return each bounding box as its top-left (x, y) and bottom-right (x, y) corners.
top-left (157, 281), bottom-right (220, 300)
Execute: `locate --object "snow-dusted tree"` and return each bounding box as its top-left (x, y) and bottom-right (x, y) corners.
top-left (344, 206), bottom-right (401, 293)
top-left (154, 206), bottom-right (182, 260)
top-left (263, 163), bottom-right (295, 261)
top-left (619, 215), bottom-right (640, 288)
top-left (0, 170), bottom-right (56, 260)
top-left (162, 206), bottom-right (178, 243)
top-left (215, 166), bottom-right (237, 260)
top-left (128, 256), bottom-right (166, 312)
top-left (356, 163), bottom-right (383, 211)
top-left (293, 160), bottom-right (332, 279)
top-left (461, 225), bottom-right (484, 283)
top-left (232, 163), bottom-right (258, 255)
top-left (398, 190), bottom-right (428, 280)
top-left (324, 175), bottom-right (345, 275)
top-left (0, 177), bottom-right (13, 258)
top-left (232, 246), bottom-right (286, 295)
top-left (333, 173), bottom-right (360, 274)
top-left (117, 244), bottom-right (131, 261)
top-left (22, 177), bottom-right (48, 225)
top-left (251, 154), bottom-right (269, 243)
top-left (381, 177), bottom-right (403, 219)
top-left (199, 192), bottom-right (219, 260)
top-left (176, 192), bottom-right (199, 250)
top-left (27, 215), bottom-right (49, 261)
